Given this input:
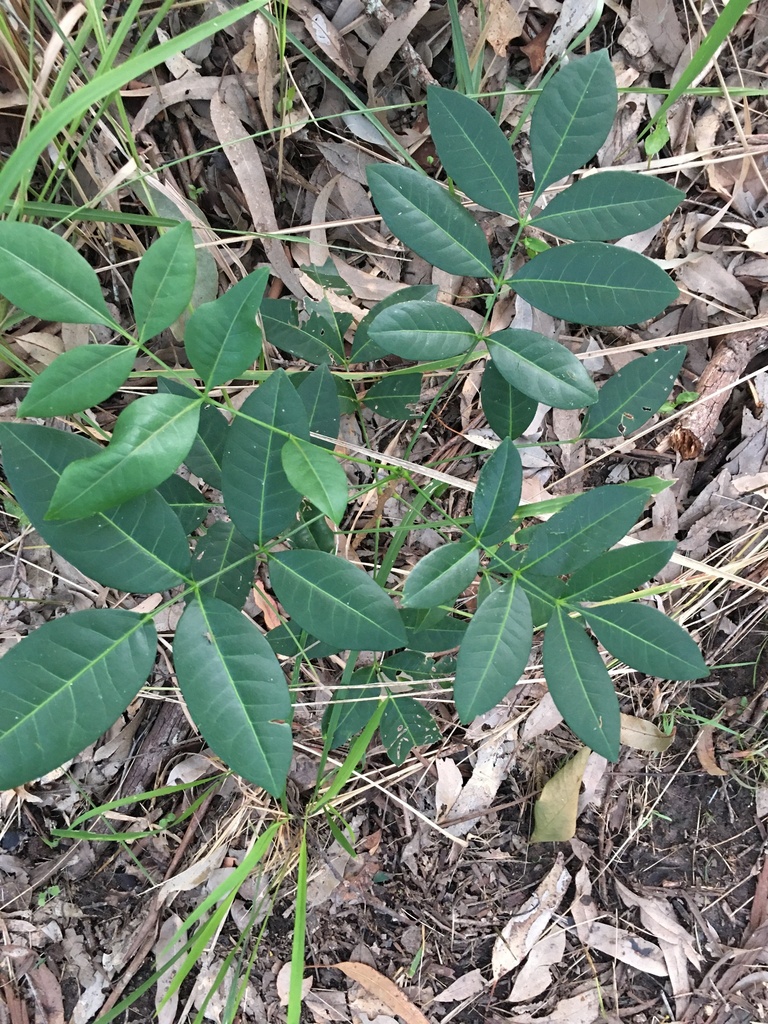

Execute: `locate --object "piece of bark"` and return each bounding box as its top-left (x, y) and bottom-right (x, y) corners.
top-left (665, 326), bottom-right (768, 459)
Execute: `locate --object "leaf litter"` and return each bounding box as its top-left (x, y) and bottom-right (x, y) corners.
top-left (2, 0), bottom-right (768, 1021)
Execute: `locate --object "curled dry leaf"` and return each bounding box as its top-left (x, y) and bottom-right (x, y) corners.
top-left (434, 757), bottom-right (463, 820)
top-left (443, 730), bottom-right (516, 838)
top-left (696, 725), bottom-right (729, 776)
top-left (332, 962), bottom-right (430, 1024)
top-left (620, 713), bottom-right (675, 753)
top-left (492, 853), bottom-right (571, 982)
top-left (485, 0), bottom-right (525, 56)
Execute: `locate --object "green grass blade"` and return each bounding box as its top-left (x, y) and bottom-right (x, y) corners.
top-left (0, 0), bottom-right (270, 208)
top-left (643, 0), bottom-right (752, 143)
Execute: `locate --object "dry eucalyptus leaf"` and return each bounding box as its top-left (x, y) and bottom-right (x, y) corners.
top-left (508, 988), bottom-right (600, 1024)
top-left (572, 867), bottom-right (667, 977)
top-left (545, 0), bottom-right (599, 64)
top-left (531, 746), bottom-right (590, 842)
top-left (444, 730), bottom-right (516, 837)
top-left (507, 925), bottom-right (566, 1003)
top-left (433, 968), bottom-right (486, 1003)
top-left (677, 253), bottom-right (755, 315)
top-left (363, 0), bottom-right (431, 100)
top-left (277, 962), bottom-right (312, 1006)
top-left (287, 0), bottom-right (356, 79)
top-left (332, 962), bottom-right (430, 1024)
top-left (492, 853), bottom-right (571, 981)
top-left (210, 92), bottom-right (306, 299)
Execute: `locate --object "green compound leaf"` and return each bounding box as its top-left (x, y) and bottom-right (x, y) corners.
top-left (473, 437), bottom-right (523, 544)
top-left (0, 221), bottom-right (115, 326)
top-left (401, 542), bottom-right (480, 609)
top-left (47, 394), bottom-right (201, 520)
top-left (292, 501), bottom-right (337, 553)
top-left (132, 221), bottom-right (196, 341)
top-left (352, 285), bottom-right (438, 362)
top-left (158, 377), bottom-right (229, 489)
top-left (518, 574), bottom-right (565, 629)
top-left (521, 484), bottom-right (648, 576)
top-left (270, 550), bottom-right (407, 652)
top-left (187, 403), bottom-right (229, 488)
top-left (192, 520), bottom-right (255, 609)
top-left (488, 329), bottom-right (597, 410)
top-left (260, 299), bottom-right (333, 365)
top-left (454, 577), bottom-right (532, 721)
top-left (281, 437), bottom-right (348, 526)
top-left (427, 85), bottom-right (519, 218)
top-left (0, 422), bottom-right (190, 591)
top-left (185, 268), bottom-right (270, 388)
top-left (581, 346), bottom-right (686, 439)
top-left (511, 242), bottom-right (678, 327)
top-left (174, 597), bottom-right (292, 796)
top-left (367, 164), bottom-right (494, 278)
top-left (380, 696), bottom-right (440, 766)
top-left (402, 608), bottom-right (468, 652)
top-left (368, 299), bottom-right (478, 360)
top-left (157, 474), bottom-right (209, 534)
top-left (222, 370), bottom-right (309, 544)
top-left (543, 607), bottom-right (620, 761)
top-left (531, 172), bottom-right (684, 241)
top-left (0, 610), bottom-right (156, 790)
top-left (580, 603), bottom-right (709, 680)
top-left (18, 344), bottom-right (135, 418)
top-left (480, 361), bottom-right (538, 439)
top-left (322, 670), bottom-right (380, 748)
top-left (295, 364), bottom-right (340, 449)
top-left (530, 50), bottom-right (617, 197)
top-left (562, 541), bottom-right (676, 602)
top-left (364, 373), bottom-right (422, 420)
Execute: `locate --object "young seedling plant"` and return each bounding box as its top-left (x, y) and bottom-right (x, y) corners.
top-left (0, 50), bottom-right (708, 805)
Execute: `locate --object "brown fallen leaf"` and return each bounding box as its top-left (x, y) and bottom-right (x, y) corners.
top-left (286, 0), bottom-right (356, 80)
top-left (620, 713), bottom-right (675, 753)
top-left (363, 0), bottom-right (431, 102)
top-left (531, 746), bottom-right (590, 842)
top-left (332, 962), bottom-right (430, 1024)
top-left (508, 926), bottom-right (566, 1003)
top-left (695, 725), bottom-right (729, 776)
top-left (210, 93), bottom-right (307, 300)
top-left (492, 853), bottom-right (570, 981)
top-left (572, 868), bottom-right (667, 978)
